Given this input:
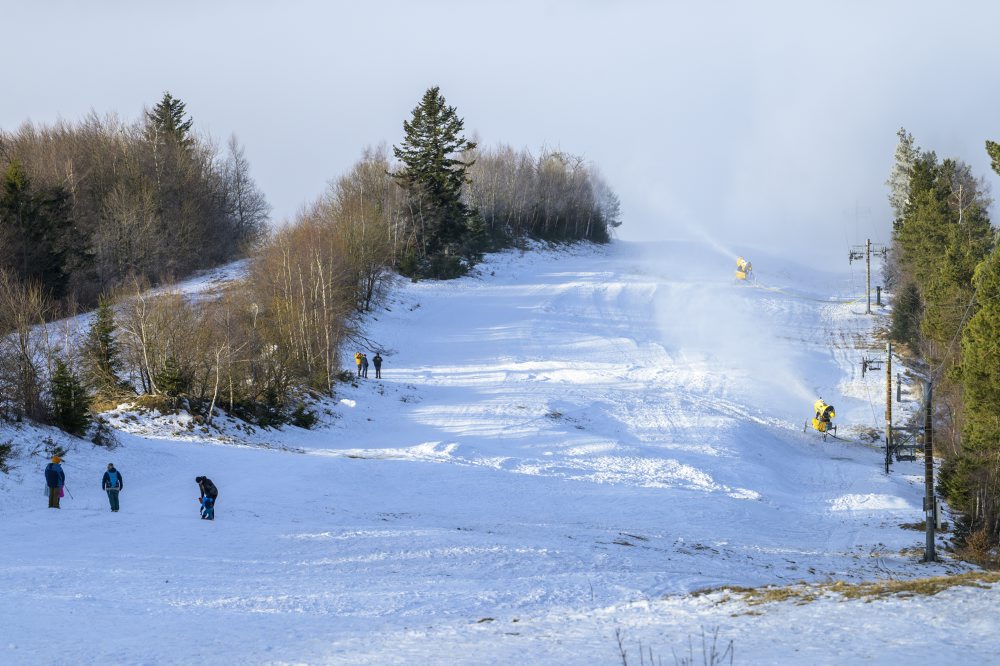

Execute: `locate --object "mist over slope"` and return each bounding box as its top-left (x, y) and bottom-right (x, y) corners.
top-left (1, 240), bottom-right (993, 665)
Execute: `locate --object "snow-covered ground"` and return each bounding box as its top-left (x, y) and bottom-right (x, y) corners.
top-left (1, 240), bottom-right (995, 665)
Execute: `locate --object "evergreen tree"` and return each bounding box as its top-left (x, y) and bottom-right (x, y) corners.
top-left (0, 160), bottom-right (71, 297)
top-left (895, 153), bottom-right (948, 285)
top-left (941, 140), bottom-right (1000, 544)
top-left (986, 140), bottom-right (1000, 177)
top-left (959, 251), bottom-right (1000, 454)
top-left (156, 356), bottom-right (188, 397)
top-left (81, 297), bottom-right (124, 397)
top-left (946, 247), bottom-right (1000, 542)
top-left (896, 158), bottom-right (994, 358)
top-left (0, 160), bottom-right (33, 277)
top-left (145, 92), bottom-right (194, 148)
top-left (393, 86), bottom-right (477, 275)
top-left (889, 282), bottom-right (922, 348)
top-left (50, 358), bottom-right (91, 436)
top-left (887, 128), bottom-right (918, 225)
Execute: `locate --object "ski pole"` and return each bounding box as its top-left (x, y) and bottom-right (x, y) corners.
top-left (64, 485), bottom-right (74, 499)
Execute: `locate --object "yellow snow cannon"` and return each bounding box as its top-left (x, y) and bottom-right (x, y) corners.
top-left (735, 256), bottom-right (753, 280)
top-left (806, 399), bottom-right (837, 438)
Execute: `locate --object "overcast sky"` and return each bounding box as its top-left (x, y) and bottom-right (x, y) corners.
top-left (5, 1), bottom-right (1000, 268)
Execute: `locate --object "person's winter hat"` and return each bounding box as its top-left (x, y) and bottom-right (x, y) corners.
top-left (195, 476), bottom-right (205, 483)
top-left (107, 463), bottom-right (115, 470)
top-left (51, 456), bottom-right (62, 463)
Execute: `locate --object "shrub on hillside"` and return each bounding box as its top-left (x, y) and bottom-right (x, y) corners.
top-left (0, 439), bottom-right (14, 474)
top-left (290, 403), bottom-right (318, 429)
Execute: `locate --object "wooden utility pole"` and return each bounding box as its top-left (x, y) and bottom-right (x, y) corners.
top-left (866, 238), bottom-right (872, 315)
top-left (885, 341), bottom-right (892, 475)
top-left (924, 381), bottom-right (936, 562)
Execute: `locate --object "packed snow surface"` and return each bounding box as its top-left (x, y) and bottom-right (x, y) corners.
top-left (1, 240), bottom-right (995, 664)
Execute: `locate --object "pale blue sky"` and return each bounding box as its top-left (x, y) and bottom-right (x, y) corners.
top-left (5, 1), bottom-right (1000, 266)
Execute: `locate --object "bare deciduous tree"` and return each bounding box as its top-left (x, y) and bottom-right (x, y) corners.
top-left (0, 269), bottom-right (51, 421)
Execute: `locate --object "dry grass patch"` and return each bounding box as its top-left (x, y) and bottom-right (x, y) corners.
top-left (698, 571), bottom-right (1000, 607)
top-left (956, 528), bottom-right (1000, 568)
top-left (824, 572), bottom-right (1000, 600)
top-left (132, 394), bottom-right (180, 414)
top-left (90, 395), bottom-right (125, 413)
top-left (696, 583), bottom-right (819, 606)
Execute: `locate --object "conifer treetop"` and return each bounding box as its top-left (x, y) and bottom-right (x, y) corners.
top-left (392, 86), bottom-right (476, 196)
top-left (145, 91), bottom-right (194, 146)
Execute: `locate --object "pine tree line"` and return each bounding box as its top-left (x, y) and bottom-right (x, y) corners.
top-left (886, 128), bottom-right (1000, 554)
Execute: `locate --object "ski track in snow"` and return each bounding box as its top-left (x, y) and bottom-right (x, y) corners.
top-left (0, 240), bottom-right (993, 665)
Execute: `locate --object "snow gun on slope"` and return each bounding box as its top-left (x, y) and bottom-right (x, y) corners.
top-left (805, 398), bottom-right (836, 439)
top-left (735, 256), bottom-right (753, 281)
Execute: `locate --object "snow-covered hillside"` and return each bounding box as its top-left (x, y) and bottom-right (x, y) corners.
top-left (2, 240), bottom-right (996, 665)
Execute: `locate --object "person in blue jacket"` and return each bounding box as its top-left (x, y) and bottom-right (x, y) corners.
top-left (102, 463), bottom-right (124, 512)
top-left (45, 456), bottom-right (66, 509)
top-left (196, 476), bottom-right (218, 520)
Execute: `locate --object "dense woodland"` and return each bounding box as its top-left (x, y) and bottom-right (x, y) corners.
top-left (0, 93), bottom-right (269, 309)
top-left (0, 87), bottom-right (620, 449)
top-left (886, 128), bottom-right (1000, 557)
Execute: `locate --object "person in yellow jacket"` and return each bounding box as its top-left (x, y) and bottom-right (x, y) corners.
top-left (354, 352), bottom-right (363, 377)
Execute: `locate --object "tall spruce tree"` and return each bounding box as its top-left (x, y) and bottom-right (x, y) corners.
top-left (887, 128), bottom-right (918, 226)
top-left (393, 86), bottom-right (477, 276)
top-left (81, 297), bottom-right (124, 397)
top-left (145, 92), bottom-right (194, 148)
top-left (50, 358), bottom-right (91, 436)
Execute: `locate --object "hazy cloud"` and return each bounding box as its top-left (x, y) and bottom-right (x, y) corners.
top-left (4, 1), bottom-right (1000, 268)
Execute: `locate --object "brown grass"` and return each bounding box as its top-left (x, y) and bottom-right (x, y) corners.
top-left (958, 528), bottom-right (1000, 568)
top-left (131, 394), bottom-right (179, 414)
top-left (90, 395), bottom-right (124, 413)
top-left (696, 571), bottom-right (1000, 607)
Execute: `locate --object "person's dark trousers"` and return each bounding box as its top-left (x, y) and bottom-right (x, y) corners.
top-left (362, 367), bottom-right (368, 378)
top-left (106, 489), bottom-right (120, 511)
top-left (375, 366), bottom-right (381, 378)
top-left (201, 497), bottom-right (215, 520)
top-left (48, 487), bottom-right (60, 508)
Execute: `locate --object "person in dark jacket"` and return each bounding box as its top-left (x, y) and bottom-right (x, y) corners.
top-left (102, 463), bottom-right (124, 512)
top-left (195, 476), bottom-right (218, 520)
top-left (372, 353), bottom-right (383, 379)
top-left (360, 353), bottom-right (369, 378)
top-left (45, 456), bottom-right (66, 509)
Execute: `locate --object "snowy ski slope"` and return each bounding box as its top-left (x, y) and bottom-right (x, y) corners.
top-left (0, 240), bottom-right (996, 665)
